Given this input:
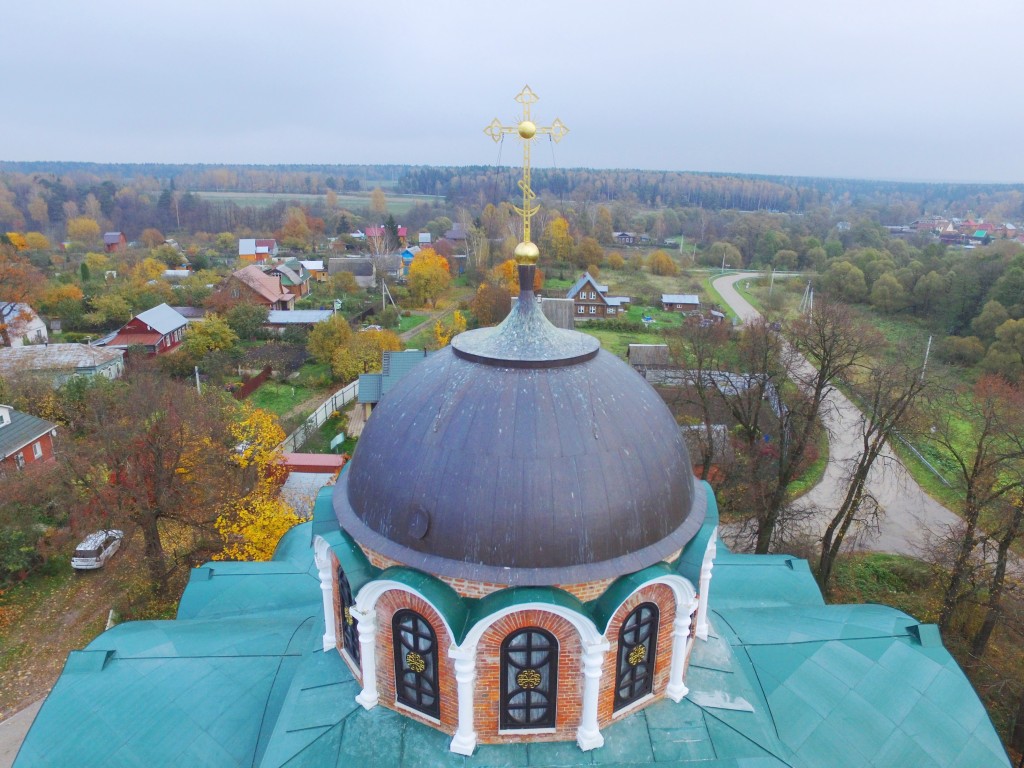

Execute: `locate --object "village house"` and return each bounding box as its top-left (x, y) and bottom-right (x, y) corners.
top-left (365, 225), bottom-right (408, 250)
top-left (0, 404), bottom-right (57, 471)
top-left (238, 238), bottom-right (279, 263)
top-left (566, 272), bottom-right (630, 318)
top-left (0, 344), bottom-right (125, 386)
top-left (661, 293), bottom-right (701, 313)
top-left (299, 259), bottom-right (327, 283)
top-left (0, 303), bottom-right (48, 347)
top-left (103, 232), bottom-right (127, 253)
top-left (267, 259), bottom-right (312, 297)
top-left (105, 303), bottom-right (188, 355)
top-left (328, 257), bottom-right (375, 289)
top-left (221, 265), bottom-right (295, 310)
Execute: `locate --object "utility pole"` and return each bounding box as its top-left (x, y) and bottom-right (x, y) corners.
top-left (921, 335), bottom-right (933, 382)
top-left (194, 366), bottom-right (201, 395)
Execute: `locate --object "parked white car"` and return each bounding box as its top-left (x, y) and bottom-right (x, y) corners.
top-left (71, 530), bottom-right (124, 570)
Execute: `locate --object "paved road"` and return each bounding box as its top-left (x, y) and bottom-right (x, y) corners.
top-left (712, 272), bottom-right (964, 556)
top-left (0, 700), bottom-right (40, 768)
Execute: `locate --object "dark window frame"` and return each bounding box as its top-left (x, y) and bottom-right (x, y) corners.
top-left (614, 602), bottom-right (659, 711)
top-left (392, 609), bottom-right (441, 719)
top-left (337, 565), bottom-right (360, 666)
top-left (500, 627), bottom-right (558, 730)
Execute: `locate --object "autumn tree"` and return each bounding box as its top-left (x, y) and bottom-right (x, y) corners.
top-left (0, 245), bottom-right (45, 345)
top-left (607, 251), bottom-right (625, 270)
top-left (488, 259), bottom-right (543, 294)
top-left (408, 248), bottom-right (451, 307)
top-left (434, 310), bottom-right (466, 348)
top-left (331, 328), bottom-right (401, 382)
top-left (470, 283), bottom-right (512, 327)
top-left (140, 228), bottom-right (165, 248)
top-left (215, 405), bottom-right (307, 561)
top-left (307, 314), bottom-right (353, 365)
top-left (65, 369), bottom-right (241, 594)
top-left (594, 206), bottom-right (614, 244)
top-left (648, 250), bottom-right (679, 276)
top-left (370, 187), bottom-right (388, 218)
top-left (575, 237), bottom-right (604, 269)
top-left (183, 314), bottom-right (239, 358)
top-left (66, 216), bottom-right (101, 248)
top-left (24, 232), bottom-right (49, 250)
top-left (225, 303), bottom-right (269, 340)
top-left (541, 216), bottom-right (573, 264)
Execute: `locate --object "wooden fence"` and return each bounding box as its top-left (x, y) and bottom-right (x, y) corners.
top-left (278, 380), bottom-right (359, 453)
top-left (233, 365), bottom-right (272, 400)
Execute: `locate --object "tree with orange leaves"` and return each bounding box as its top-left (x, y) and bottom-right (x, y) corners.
top-left (488, 259), bottom-right (544, 294)
top-left (408, 248), bottom-right (451, 308)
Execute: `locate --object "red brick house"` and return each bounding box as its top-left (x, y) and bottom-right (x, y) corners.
top-left (222, 265), bottom-right (295, 310)
top-left (106, 303), bottom-right (188, 355)
top-left (103, 232), bottom-right (128, 253)
top-left (566, 272), bottom-right (630, 319)
top-left (0, 404), bottom-right (56, 471)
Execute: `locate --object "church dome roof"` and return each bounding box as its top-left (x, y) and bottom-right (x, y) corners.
top-left (333, 270), bottom-right (705, 586)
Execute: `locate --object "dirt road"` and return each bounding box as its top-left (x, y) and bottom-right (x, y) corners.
top-left (712, 272), bottom-right (964, 556)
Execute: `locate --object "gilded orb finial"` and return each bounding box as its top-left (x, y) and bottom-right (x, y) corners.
top-left (484, 86), bottom-right (568, 265)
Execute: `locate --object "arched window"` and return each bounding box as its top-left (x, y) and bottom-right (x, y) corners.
top-left (500, 627), bottom-right (558, 730)
top-left (614, 602), bottom-right (659, 711)
top-left (392, 610), bottom-right (440, 718)
top-left (337, 565), bottom-right (359, 666)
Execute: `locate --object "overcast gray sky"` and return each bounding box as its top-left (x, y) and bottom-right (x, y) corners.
top-left (4, 0), bottom-right (1022, 183)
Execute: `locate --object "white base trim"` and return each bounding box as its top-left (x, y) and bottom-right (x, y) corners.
top-left (666, 681), bottom-right (689, 702)
top-left (577, 726), bottom-right (605, 751)
top-left (355, 688), bottom-right (378, 710)
top-left (449, 732), bottom-right (477, 756)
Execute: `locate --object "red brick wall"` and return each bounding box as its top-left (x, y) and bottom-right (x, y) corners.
top-left (596, 583), bottom-right (677, 725)
top-left (0, 433), bottom-right (54, 470)
top-left (474, 610), bottom-right (583, 744)
top-left (374, 589), bottom-right (458, 734)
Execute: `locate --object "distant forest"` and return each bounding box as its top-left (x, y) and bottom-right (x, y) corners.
top-left (1, 161), bottom-right (1023, 242)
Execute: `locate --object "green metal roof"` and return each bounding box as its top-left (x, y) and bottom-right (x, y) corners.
top-left (15, 510), bottom-right (1011, 767)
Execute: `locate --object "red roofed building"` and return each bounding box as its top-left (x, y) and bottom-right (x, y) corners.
top-left (221, 265), bottom-right (295, 310)
top-left (238, 238), bottom-right (279, 263)
top-left (364, 225), bottom-right (408, 249)
top-left (103, 232), bottom-right (127, 253)
top-left (106, 303), bottom-right (187, 355)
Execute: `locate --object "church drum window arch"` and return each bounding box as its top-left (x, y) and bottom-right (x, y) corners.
top-left (392, 609), bottom-right (441, 719)
top-left (500, 627), bottom-right (558, 730)
top-left (337, 565), bottom-right (360, 666)
top-left (614, 602), bottom-right (659, 711)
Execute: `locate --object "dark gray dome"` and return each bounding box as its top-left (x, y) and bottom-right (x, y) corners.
top-left (333, 273), bottom-right (704, 586)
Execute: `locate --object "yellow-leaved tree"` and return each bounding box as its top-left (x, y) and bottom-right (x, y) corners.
top-left (434, 310), bottom-right (466, 348)
top-left (407, 248), bottom-right (451, 307)
top-left (215, 405), bottom-right (308, 561)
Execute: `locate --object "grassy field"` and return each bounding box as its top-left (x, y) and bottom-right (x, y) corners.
top-left (194, 190), bottom-right (443, 216)
top-left (398, 313), bottom-right (428, 333)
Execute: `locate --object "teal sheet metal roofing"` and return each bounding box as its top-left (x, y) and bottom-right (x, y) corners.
top-left (15, 490), bottom-right (1011, 767)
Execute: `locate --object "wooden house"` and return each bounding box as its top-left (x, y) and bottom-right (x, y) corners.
top-left (566, 272), bottom-right (630, 319)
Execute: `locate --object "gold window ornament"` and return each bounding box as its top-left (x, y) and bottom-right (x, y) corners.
top-left (516, 668), bottom-right (542, 689)
top-left (406, 651), bottom-right (426, 673)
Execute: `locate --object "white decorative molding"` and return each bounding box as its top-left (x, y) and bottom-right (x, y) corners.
top-left (353, 579), bottom-right (459, 645)
top-left (459, 601), bottom-right (605, 650)
top-left (696, 528), bottom-right (718, 641)
top-left (312, 536), bottom-right (337, 652)
top-left (351, 606), bottom-right (378, 709)
top-left (576, 640), bottom-right (610, 751)
top-left (449, 645), bottom-right (478, 755)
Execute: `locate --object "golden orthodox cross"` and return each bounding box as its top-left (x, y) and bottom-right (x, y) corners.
top-left (484, 85), bottom-right (568, 263)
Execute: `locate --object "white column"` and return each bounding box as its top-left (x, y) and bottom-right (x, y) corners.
top-left (666, 610), bottom-right (695, 702)
top-left (352, 607), bottom-right (379, 709)
top-left (696, 531), bottom-right (717, 640)
top-left (449, 646), bottom-right (478, 756)
top-left (312, 540), bottom-right (337, 652)
top-left (576, 640), bottom-right (609, 751)
top-left (319, 572), bottom-right (337, 652)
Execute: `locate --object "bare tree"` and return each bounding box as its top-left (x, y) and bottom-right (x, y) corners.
top-left (924, 375), bottom-right (1024, 633)
top-left (753, 300), bottom-right (879, 553)
top-left (816, 354), bottom-right (929, 593)
top-left (970, 494), bottom-right (1024, 658)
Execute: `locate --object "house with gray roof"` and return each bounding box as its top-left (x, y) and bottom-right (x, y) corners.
top-left (0, 344), bottom-right (124, 386)
top-left (662, 293), bottom-right (701, 313)
top-left (106, 303), bottom-right (188, 355)
top-left (566, 271), bottom-right (630, 319)
top-left (328, 257), bottom-right (375, 289)
top-left (0, 404), bottom-right (57, 471)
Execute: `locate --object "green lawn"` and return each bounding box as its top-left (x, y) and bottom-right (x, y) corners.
top-left (301, 408), bottom-right (359, 455)
top-left (398, 313), bottom-right (429, 333)
top-left (247, 381), bottom-right (320, 418)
